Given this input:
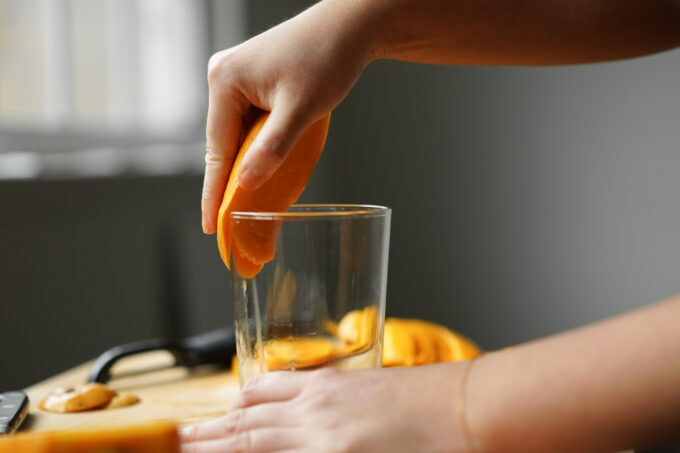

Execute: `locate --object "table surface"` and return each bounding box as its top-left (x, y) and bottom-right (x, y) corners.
top-left (22, 351), bottom-right (240, 432)
top-left (18, 355), bottom-right (648, 452)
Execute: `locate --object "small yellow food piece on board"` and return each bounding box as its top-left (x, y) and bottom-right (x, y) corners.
top-left (263, 337), bottom-right (336, 371)
top-left (0, 422), bottom-right (178, 453)
top-left (39, 383), bottom-right (115, 413)
top-left (106, 393), bottom-right (141, 409)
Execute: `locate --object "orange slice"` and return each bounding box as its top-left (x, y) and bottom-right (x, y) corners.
top-left (382, 319), bottom-right (418, 367)
top-left (230, 241), bottom-right (264, 279)
top-left (433, 324), bottom-right (482, 361)
top-left (336, 306), bottom-right (379, 353)
top-left (403, 320), bottom-right (441, 365)
top-left (381, 318), bottom-right (482, 367)
top-left (263, 337), bottom-right (336, 371)
top-left (216, 111), bottom-right (331, 277)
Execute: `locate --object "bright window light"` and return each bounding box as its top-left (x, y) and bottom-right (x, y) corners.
top-left (0, 0), bottom-right (246, 177)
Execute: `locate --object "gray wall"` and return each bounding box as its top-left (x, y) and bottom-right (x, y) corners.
top-left (1, 0), bottom-right (679, 390)
top-left (0, 176), bottom-right (231, 389)
top-left (328, 53), bottom-right (680, 349)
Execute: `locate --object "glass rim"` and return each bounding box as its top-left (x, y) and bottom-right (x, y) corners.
top-left (230, 204), bottom-right (391, 220)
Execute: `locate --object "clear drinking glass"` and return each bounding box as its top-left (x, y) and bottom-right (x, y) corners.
top-left (230, 204), bottom-right (391, 387)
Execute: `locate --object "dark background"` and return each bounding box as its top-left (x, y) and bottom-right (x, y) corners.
top-left (2, 0), bottom-right (679, 390)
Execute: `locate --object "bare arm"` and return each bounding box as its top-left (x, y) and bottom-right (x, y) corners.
top-left (364, 0), bottom-right (680, 65)
top-left (468, 295), bottom-right (680, 452)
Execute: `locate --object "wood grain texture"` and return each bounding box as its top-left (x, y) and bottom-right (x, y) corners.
top-left (22, 351), bottom-right (239, 432)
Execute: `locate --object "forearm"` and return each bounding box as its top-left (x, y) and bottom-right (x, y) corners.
top-left (342, 0), bottom-right (680, 65)
top-left (467, 295), bottom-right (680, 452)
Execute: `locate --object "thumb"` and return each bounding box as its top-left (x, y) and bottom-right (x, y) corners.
top-left (237, 106), bottom-right (310, 191)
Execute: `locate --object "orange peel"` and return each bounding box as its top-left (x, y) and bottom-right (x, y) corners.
top-left (216, 111), bottom-right (331, 278)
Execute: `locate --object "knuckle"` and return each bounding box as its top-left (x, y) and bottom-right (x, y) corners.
top-left (201, 187), bottom-right (215, 203)
top-left (204, 145), bottom-right (225, 166)
top-left (207, 49), bottom-right (240, 87)
top-left (301, 369), bottom-right (345, 408)
top-left (221, 408), bottom-right (244, 436)
top-left (303, 388), bottom-right (334, 410)
top-left (238, 376), bottom-right (262, 403)
top-left (181, 425), bottom-right (199, 443)
top-left (257, 136), bottom-right (287, 162)
top-left (243, 373), bottom-right (263, 390)
top-left (206, 51), bottom-right (226, 84)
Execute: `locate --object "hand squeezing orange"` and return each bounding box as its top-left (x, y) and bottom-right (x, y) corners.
top-left (216, 110), bottom-right (331, 278)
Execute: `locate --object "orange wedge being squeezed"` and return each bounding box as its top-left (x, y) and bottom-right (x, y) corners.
top-left (216, 111), bottom-right (331, 278)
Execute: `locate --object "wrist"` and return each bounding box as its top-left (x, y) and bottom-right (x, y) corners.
top-left (416, 361), bottom-right (485, 453)
top-left (464, 350), bottom-right (508, 453)
top-left (457, 358), bottom-right (480, 453)
top-left (314, 0), bottom-right (393, 66)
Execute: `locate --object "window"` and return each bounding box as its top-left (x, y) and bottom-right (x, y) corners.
top-left (0, 0), bottom-right (246, 178)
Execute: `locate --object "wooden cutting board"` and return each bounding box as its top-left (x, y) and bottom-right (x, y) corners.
top-left (21, 351), bottom-right (241, 432)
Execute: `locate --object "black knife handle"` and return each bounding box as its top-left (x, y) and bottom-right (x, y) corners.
top-left (0, 391), bottom-right (29, 435)
top-left (87, 327), bottom-right (236, 384)
top-left (182, 327), bottom-right (237, 367)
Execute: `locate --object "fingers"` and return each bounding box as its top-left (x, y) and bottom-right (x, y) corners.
top-left (180, 427), bottom-right (301, 453)
top-left (230, 371), bottom-right (307, 410)
top-left (201, 80), bottom-right (248, 234)
top-left (237, 105), bottom-right (311, 191)
top-left (178, 373), bottom-right (313, 452)
top-left (179, 403), bottom-right (298, 444)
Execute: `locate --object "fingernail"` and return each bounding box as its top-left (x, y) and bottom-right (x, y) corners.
top-left (238, 168), bottom-right (260, 191)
